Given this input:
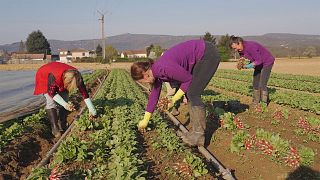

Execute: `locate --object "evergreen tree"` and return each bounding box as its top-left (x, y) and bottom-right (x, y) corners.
top-left (26, 30), bottom-right (51, 54)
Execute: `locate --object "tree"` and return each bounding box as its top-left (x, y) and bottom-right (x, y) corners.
top-left (146, 44), bottom-right (154, 56)
top-left (152, 45), bottom-right (164, 58)
top-left (202, 32), bottom-right (216, 45)
top-left (104, 45), bottom-right (118, 63)
top-left (26, 30), bottom-right (51, 54)
top-left (96, 44), bottom-right (102, 56)
top-left (303, 46), bottom-right (317, 58)
top-left (218, 34), bottom-right (232, 61)
top-left (19, 40), bottom-right (25, 52)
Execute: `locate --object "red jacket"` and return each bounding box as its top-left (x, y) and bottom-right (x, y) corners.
top-left (34, 62), bottom-right (77, 95)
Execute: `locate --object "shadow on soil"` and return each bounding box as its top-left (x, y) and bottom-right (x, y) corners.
top-left (286, 166), bottom-right (320, 180)
top-left (202, 90), bottom-right (250, 147)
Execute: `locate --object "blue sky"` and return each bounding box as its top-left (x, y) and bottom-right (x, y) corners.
top-left (0, 0), bottom-right (319, 45)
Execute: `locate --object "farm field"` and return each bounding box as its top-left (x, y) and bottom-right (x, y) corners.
top-left (0, 69), bottom-right (107, 179)
top-left (172, 68), bottom-right (320, 179)
top-left (0, 67), bottom-right (319, 179)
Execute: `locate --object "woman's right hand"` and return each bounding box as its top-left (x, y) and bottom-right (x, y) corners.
top-left (64, 102), bottom-right (75, 111)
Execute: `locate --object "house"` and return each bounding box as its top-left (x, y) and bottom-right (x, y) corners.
top-left (120, 50), bottom-right (147, 58)
top-left (71, 48), bottom-right (90, 60)
top-left (8, 52), bottom-right (47, 64)
top-left (58, 48), bottom-right (72, 63)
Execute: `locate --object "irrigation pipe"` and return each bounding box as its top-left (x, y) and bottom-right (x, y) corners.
top-left (136, 81), bottom-right (235, 180)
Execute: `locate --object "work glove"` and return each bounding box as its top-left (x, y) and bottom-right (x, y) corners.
top-left (138, 112), bottom-right (151, 131)
top-left (84, 98), bottom-right (97, 118)
top-left (53, 94), bottom-right (75, 111)
top-left (244, 63), bottom-right (254, 69)
top-left (168, 89), bottom-right (185, 110)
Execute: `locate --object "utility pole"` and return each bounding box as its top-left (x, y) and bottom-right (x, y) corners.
top-left (97, 10), bottom-right (106, 61)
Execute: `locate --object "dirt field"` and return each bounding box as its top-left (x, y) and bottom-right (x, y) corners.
top-left (219, 58), bottom-right (320, 76)
top-left (1, 58), bottom-right (319, 76)
top-left (0, 62), bottom-right (134, 71)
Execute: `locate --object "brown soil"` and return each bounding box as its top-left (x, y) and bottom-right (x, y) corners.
top-left (0, 71), bottom-right (107, 180)
top-left (173, 87), bottom-right (320, 180)
top-left (219, 58), bottom-right (320, 76)
top-left (0, 62), bottom-right (133, 71)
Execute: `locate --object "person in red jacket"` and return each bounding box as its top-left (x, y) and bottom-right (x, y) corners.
top-left (34, 62), bottom-right (97, 137)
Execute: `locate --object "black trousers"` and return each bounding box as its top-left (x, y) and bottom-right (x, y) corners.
top-left (253, 64), bottom-right (273, 91)
top-left (187, 42), bottom-right (221, 106)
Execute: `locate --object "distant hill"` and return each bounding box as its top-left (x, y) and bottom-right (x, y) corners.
top-left (1, 33), bottom-right (320, 57)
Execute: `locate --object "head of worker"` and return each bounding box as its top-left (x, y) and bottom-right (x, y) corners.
top-left (131, 59), bottom-right (155, 84)
top-left (229, 35), bottom-right (244, 52)
top-left (63, 70), bottom-right (82, 93)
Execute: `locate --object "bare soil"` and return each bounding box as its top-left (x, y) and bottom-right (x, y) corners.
top-left (0, 62), bottom-right (133, 71)
top-left (219, 58), bottom-right (320, 76)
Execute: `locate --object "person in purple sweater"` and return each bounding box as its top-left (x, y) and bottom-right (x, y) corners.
top-left (229, 35), bottom-right (275, 105)
top-left (131, 39), bottom-right (220, 146)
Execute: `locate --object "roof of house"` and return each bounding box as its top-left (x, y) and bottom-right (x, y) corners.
top-left (71, 48), bottom-right (89, 53)
top-left (58, 48), bottom-right (69, 52)
top-left (11, 53), bottom-right (45, 59)
top-left (122, 50), bottom-right (147, 55)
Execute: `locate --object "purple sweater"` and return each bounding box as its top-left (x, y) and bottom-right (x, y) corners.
top-left (146, 39), bottom-right (205, 113)
top-left (240, 41), bottom-right (275, 67)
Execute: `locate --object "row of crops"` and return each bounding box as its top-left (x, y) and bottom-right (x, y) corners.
top-left (209, 75), bottom-right (320, 114)
top-left (217, 69), bottom-right (320, 84)
top-left (0, 70), bottom-right (106, 154)
top-left (215, 70), bottom-right (320, 93)
top-left (29, 69), bottom-right (212, 179)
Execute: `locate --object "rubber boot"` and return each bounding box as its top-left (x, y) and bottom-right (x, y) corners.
top-left (171, 106), bottom-right (180, 116)
top-left (252, 89), bottom-right (261, 106)
top-left (180, 104), bottom-right (206, 147)
top-left (57, 107), bottom-right (68, 132)
top-left (261, 89), bottom-right (268, 104)
top-left (46, 109), bottom-right (61, 138)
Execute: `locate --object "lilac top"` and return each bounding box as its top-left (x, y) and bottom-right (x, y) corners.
top-left (146, 39), bottom-right (205, 113)
top-left (240, 41), bottom-right (275, 67)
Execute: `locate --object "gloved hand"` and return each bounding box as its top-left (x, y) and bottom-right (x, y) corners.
top-left (244, 63), bottom-right (254, 69)
top-left (138, 112), bottom-right (151, 131)
top-left (84, 98), bottom-right (97, 117)
top-left (65, 102), bottom-right (76, 111)
top-left (168, 89), bottom-right (185, 110)
top-left (53, 94), bottom-right (75, 111)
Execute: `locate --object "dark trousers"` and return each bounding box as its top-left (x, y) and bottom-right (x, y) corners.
top-left (187, 42), bottom-right (220, 106)
top-left (253, 64), bottom-right (273, 91)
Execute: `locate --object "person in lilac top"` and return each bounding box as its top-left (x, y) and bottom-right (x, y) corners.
top-left (229, 35), bottom-right (275, 105)
top-left (131, 39), bottom-right (220, 147)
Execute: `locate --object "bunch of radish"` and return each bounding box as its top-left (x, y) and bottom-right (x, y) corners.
top-left (244, 135), bottom-right (256, 150)
top-left (297, 117), bottom-right (312, 132)
top-left (49, 167), bottom-right (62, 180)
top-left (273, 110), bottom-right (284, 120)
top-left (255, 105), bottom-right (263, 113)
top-left (284, 147), bottom-right (300, 168)
top-left (233, 117), bottom-right (244, 129)
top-left (236, 57), bottom-right (249, 70)
top-left (157, 97), bottom-right (170, 112)
top-left (255, 139), bottom-right (273, 155)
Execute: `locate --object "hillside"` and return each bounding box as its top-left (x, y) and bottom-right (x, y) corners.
top-left (1, 33), bottom-right (320, 57)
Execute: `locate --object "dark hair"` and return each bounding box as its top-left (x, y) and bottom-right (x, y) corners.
top-left (131, 59), bottom-right (154, 81)
top-left (229, 35), bottom-right (243, 48)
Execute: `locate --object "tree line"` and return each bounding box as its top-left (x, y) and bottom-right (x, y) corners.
top-left (13, 30), bottom-right (319, 64)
